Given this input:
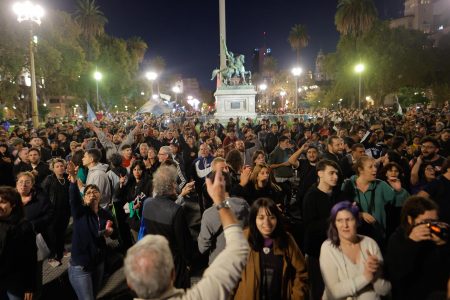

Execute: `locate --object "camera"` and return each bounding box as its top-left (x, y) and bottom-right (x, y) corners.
top-left (417, 221), bottom-right (449, 241)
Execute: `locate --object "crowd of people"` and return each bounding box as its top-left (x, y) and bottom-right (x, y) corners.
top-left (0, 105), bottom-right (449, 300)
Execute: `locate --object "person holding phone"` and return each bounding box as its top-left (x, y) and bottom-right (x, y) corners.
top-left (66, 162), bottom-right (116, 300)
top-left (386, 196), bottom-right (449, 300)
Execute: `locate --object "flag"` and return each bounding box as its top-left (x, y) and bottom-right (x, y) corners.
top-left (86, 100), bottom-right (97, 122)
top-left (137, 99), bottom-right (171, 116)
top-left (160, 93), bottom-right (171, 101)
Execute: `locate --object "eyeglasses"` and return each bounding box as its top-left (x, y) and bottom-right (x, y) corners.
top-left (17, 180), bottom-right (32, 185)
top-left (85, 190), bottom-right (100, 196)
top-left (158, 153), bottom-right (168, 156)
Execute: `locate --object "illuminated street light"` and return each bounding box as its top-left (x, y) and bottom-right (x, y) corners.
top-left (280, 90), bottom-right (287, 111)
top-left (145, 71), bottom-right (158, 96)
top-left (354, 63), bottom-right (365, 110)
top-left (172, 85), bottom-right (181, 104)
top-left (291, 67), bottom-right (302, 110)
top-left (13, 0), bottom-right (44, 128)
top-left (94, 70), bottom-right (102, 112)
top-left (259, 83), bottom-right (268, 109)
top-left (187, 97), bottom-right (200, 110)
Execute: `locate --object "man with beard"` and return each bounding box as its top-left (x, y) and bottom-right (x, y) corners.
top-left (302, 159), bottom-right (340, 300)
top-left (88, 122), bottom-right (140, 161)
top-left (322, 135), bottom-right (344, 169)
top-left (28, 137), bottom-right (51, 162)
top-left (288, 143), bottom-right (320, 212)
top-left (410, 136), bottom-right (446, 186)
top-left (16, 148), bottom-right (51, 185)
top-left (235, 138), bottom-right (259, 167)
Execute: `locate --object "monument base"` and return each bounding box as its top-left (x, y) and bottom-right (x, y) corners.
top-left (214, 85), bottom-right (257, 121)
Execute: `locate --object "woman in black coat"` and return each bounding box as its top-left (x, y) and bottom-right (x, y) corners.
top-left (16, 171), bottom-right (53, 299)
top-left (0, 186), bottom-right (37, 300)
top-left (41, 158), bottom-right (70, 265)
top-left (115, 160), bottom-right (152, 245)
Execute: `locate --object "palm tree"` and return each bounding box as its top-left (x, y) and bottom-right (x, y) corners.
top-left (74, 0), bottom-right (108, 40)
top-left (335, 0), bottom-right (378, 38)
top-left (288, 24), bottom-right (309, 65)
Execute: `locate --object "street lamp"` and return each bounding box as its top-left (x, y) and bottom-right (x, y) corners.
top-left (280, 90), bottom-right (287, 111)
top-left (94, 70), bottom-right (102, 112)
top-left (291, 67), bottom-right (302, 111)
top-left (172, 85), bottom-right (181, 104)
top-left (354, 63), bottom-right (365, 110)
top-left (13, 1), bottom-right (44, 129)
top-left (259, 83), bottom-right (267, 109)
top-left (145, 71), bottom-right (158, 97)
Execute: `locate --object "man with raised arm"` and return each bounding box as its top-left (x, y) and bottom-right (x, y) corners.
top-left (124, 170), bottom-right (249, 300)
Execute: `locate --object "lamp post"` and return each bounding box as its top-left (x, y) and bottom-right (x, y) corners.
top-left (280, 90), bottom-right (287, 111)
top-left (145, 71), bottom-right (158, 98)
top-left (354, 63), bottom-right (365, 110)
top-left (94, 70), bottom-right (102, 112)
top-left (13, 1), bottom-right (44, 129)
top-left (172, 85), bottom-right (181, 104)
top-left (258, 83), bottom-right (267, 110)
top-left (291, 67), bottom-right (302, 111)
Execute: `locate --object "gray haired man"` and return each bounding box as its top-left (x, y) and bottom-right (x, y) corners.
top-left (124, 171), bottom-right (249, 300)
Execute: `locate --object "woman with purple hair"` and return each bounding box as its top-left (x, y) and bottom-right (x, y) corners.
top-left (319, 201), bottom-right (391, 299)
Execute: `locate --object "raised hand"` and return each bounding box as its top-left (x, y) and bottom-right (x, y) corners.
top-left (205, 170), bottom-right (226, 205)
top-left (239, 165), bottom-right (252, 187)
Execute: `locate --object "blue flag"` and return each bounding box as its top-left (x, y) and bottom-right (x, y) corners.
top-left (86, 100), bottom-right (97, 122)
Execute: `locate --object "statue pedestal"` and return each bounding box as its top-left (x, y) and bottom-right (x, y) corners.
top-left (214, 85), bottom-right (257, 120)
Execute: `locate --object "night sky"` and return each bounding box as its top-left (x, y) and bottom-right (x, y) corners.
top-left (43, 0), bottom-right (404, 90)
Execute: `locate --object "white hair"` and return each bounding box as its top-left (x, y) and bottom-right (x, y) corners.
top-left (152, 165), bottom-right (177, 197)
top-left (124, 235), bottom-right (174, 298)
top-left (159, 146), bottom-right (172, 156)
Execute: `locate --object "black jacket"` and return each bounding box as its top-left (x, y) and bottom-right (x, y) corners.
top-left (386, 226), bottom-right (450, 300)
top-left (231, 181), bottom-right (286, 206)
top-left (23, 187), bottom-right (53, 235)
top-left (302, 184), bottom-right (339, 257)
top-left (142, 195), bottom-right (193, 289)
top-left (41, 174), bottom-right (70, 217)
top-left (69, 183), bottom-right (115, 270)
top-left (0, 209), bottom-right (37, 295)
top-left (15, 161), bottom-right (51, 186)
